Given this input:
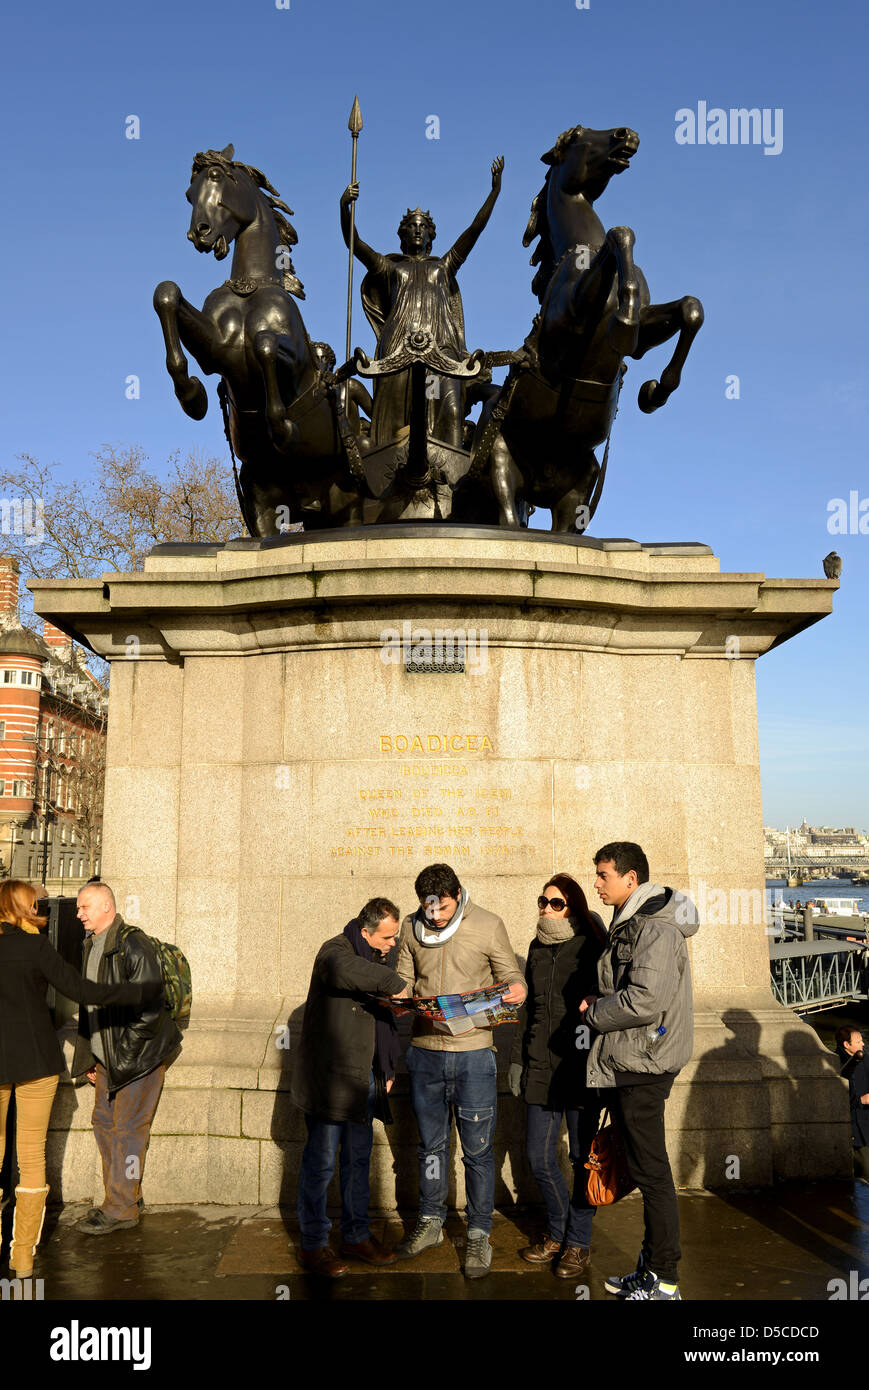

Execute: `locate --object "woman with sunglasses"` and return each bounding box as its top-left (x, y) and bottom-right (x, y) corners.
top-left (509, 873), bottom-right (606, 1278)
top-left (0, 880), bottom-right (154, 1277)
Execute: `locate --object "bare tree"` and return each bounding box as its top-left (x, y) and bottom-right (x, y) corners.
top-left (0, 445), bottom-right (244, 881)
top-left (0, 445), bottom-right (244, 584)
top-left (68, 712), bottom-right (107, 878)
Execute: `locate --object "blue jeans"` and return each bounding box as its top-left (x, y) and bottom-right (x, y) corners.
top-left (297, 1073), bottom-right (375, 1250)
top-left (525, 1102), bottom-right (600, 1248)
top-left (406, 1045), bottom-right (497, 1234)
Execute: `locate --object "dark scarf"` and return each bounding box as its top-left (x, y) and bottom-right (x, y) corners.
top-left (343, 919), bottom-right (399, 1082)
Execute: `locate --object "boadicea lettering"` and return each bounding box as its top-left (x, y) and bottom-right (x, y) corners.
top-left (380, 733), bottom-right (494, 753)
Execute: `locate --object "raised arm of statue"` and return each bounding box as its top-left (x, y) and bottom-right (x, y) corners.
top-left (340, 182), bottom-right (384, 274)
top-left (445, 157), bottom-right (504, 273)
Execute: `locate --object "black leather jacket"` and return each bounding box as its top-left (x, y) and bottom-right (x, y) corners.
top-left (71, 915), bottom-right (181, 1097)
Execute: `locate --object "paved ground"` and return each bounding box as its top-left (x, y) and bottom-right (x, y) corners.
top-left (6, 1178), bottom-right (867, 1303)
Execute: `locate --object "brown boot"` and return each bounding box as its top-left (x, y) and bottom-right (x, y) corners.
top-left (298, 1246), bottom-right (349, 1278)
top-left (10, 1185), bottom-right (50, 1278)
top-left (519, 1235), bottom-right (562, 1264)
top-left (339, 1238), bottom-right (397, 1265)
top-left (554, 1245), bottom-right (591, 1278)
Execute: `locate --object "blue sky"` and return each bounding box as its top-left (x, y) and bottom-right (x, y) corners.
top-left (1, 0), bottom-right (866, 827)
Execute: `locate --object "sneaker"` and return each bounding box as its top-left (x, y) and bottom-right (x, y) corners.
top-left (394, 1215), bottom-right (444, 1259)
top-left (76, 1209), bottom-right (139, 1235)
top-left (625, 1269), bottom-right (681, 1300)
top-left (464, 1227), bottom-right (492, 1280)
top-left (604, 1254), bottom-right (646, 1297)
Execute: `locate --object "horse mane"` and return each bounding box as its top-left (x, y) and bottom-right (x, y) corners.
top-left (190, 146), bottom-right (305, 298)
top-left (522, 125), bottom-right (583, 304)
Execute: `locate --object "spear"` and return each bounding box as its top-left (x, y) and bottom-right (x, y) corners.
top-left (345, 94), bottom-right (363, 363)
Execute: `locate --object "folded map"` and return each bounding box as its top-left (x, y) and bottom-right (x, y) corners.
top-left (375, 982), bottom-right (519, 1036)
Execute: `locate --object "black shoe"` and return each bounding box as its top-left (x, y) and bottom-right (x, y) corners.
top-left (77, 1209), bottom-right (139, 1235)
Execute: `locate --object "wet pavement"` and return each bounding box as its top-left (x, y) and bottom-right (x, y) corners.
top-left (5, 1178), bottom-right (867, 1303)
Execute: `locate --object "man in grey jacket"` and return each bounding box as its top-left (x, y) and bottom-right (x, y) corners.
top-left (581, 841), bottom-right (698, 1302)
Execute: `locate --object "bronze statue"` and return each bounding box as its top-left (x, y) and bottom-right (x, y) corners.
top-left (340, 158), bottom-right (503, 450)
top-left (153, 145), bottom-right (364, 535)
top-left (461, 124), bottom-right (704, 531)
top-left (153, 119), bottom-right (704, 535)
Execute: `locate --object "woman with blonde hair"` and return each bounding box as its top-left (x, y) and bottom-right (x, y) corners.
top-left (0, 880), bottom-right (153, 1277)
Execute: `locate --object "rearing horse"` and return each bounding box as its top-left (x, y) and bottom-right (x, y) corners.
top-left (466, 124), bottom-right (703, 531)
top-left (154, 145), bottom-right (363, 535)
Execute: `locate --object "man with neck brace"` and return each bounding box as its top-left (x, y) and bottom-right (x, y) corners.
top-left (394, 862), bottom-right (526, 1278)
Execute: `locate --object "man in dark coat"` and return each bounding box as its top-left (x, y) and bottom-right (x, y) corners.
top-left (290, 897), bottom-right (408, 1277)
top-left (835, 1026), bottom-right (869, 1181)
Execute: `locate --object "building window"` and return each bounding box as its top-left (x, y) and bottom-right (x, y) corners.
top-left (0, 720), bottom-right (5, 740)
top-left (60, 823), bottom-right (68, 844)
top-left (12, 781), bottom-right (27, 797)
top-left (78, 857), bottom-right (85, 877)
top-left (3, 671), bottom-right (14, 684)
top-left (0, 782), bottom-right (6, 796)
top-left (58, 728), bottom-right (66, 753)
top-left (20, 671), bottom-right (33, 686)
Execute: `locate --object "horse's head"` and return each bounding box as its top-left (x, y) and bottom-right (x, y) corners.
top-left (185, 145), bottom-right (304, 296)
top-left (542, 124), bottom-right (639, 199)
top-left (524, 124), bottom-right (640, 301)
top-left (186, 145), bottom-right (257, 259)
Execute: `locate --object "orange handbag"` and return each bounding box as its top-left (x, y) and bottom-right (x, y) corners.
top-left (584, 1109), bottom-right (636, 1206)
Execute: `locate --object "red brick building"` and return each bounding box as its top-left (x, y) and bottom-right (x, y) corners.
top-left (0, 556), bottom-right (108, 889)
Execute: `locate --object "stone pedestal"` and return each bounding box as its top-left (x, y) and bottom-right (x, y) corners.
top-left (31, 527), bottom-right (848, 1205)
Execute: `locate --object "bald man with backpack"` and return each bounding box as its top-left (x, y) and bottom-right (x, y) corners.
top-left (71, 883), bottom-right (183, 1234)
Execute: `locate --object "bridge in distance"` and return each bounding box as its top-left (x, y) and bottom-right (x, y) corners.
top-left (766, 856), bottom-right (869, 877)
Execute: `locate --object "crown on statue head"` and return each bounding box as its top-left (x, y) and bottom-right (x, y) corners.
top-left (398, 206), bottom-right (436, 241)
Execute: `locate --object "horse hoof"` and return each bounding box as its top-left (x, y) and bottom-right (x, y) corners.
top-left (178, 378), bottom-right (208, 420)
top-left (638, 379), bottom-right (661, 414)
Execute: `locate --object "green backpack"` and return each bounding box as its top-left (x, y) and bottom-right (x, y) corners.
top-left (118, 922), bottom-right (192, 1026)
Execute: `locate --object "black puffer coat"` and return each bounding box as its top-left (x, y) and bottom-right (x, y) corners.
top-left (510, 924), bottom-right (603, 1109)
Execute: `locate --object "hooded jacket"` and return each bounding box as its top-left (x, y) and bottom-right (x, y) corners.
top-left (585, 885), bottom-right (698, 1089)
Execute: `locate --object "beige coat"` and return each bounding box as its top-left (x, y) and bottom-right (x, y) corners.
top-left (395, 899), bottom-right (524, 1053)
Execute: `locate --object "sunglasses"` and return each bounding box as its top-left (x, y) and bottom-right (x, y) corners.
top-left (538, 895), bottom-right (567, 911)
